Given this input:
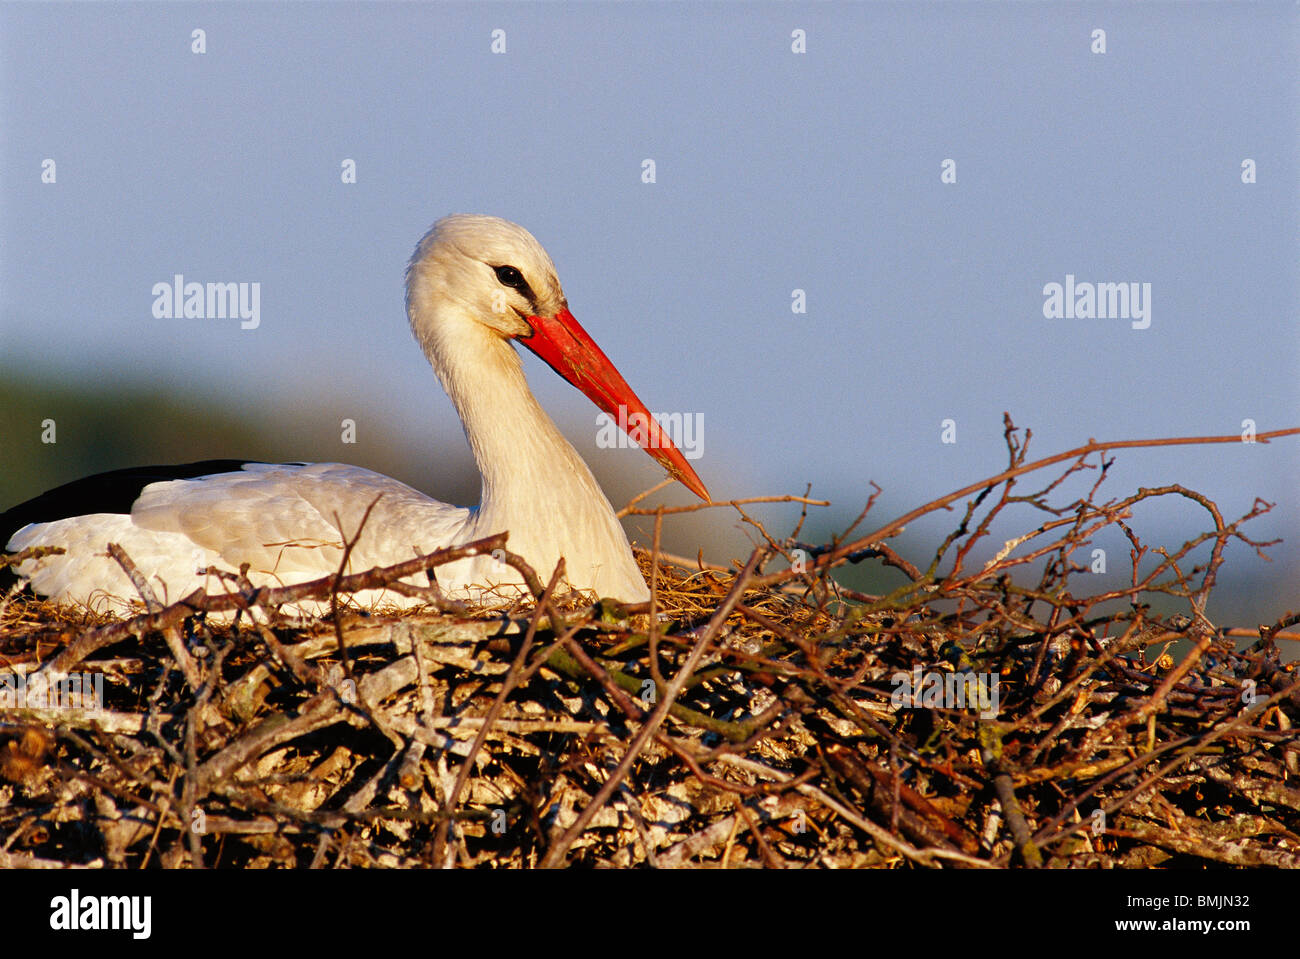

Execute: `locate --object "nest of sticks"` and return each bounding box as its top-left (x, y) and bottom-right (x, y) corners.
top-left (1, 418), bottom-right (1298, 869)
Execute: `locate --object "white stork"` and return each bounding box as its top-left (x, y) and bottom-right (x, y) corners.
top-left (3, 215), bottom-right (708, 613)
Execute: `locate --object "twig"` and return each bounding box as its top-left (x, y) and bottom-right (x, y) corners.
top-left (540, 549), bottom-right (764, 867)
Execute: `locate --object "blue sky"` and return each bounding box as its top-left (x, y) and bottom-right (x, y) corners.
top-left (2, 2), bottom-right (1297, 621)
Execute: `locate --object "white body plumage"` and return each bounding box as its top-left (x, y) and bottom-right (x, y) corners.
top-left (5, 215), bottom-right (709, 614)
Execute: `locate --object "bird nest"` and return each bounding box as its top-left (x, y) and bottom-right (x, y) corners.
top-left (1, 419), bottom-right (1298, 868)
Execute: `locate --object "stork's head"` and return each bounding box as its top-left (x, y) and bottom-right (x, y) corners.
top-left (406, 214), bottom-right (710, 501)
top-left (406, 213), bottom-right (567, 341)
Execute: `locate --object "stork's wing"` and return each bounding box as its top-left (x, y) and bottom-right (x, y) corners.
top-left (8, 462), bottom-right (472, 611)
top-left (130, 463), bottom-right (471, 573)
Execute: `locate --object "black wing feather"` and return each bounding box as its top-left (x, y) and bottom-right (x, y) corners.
top-left (1, 459), bottom-right (262, 546)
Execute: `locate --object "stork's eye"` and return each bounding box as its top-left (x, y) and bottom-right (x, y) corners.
top-left (494, 265), bottom-right (527, 290)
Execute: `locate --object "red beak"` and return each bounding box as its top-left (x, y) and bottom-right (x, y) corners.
top-left (520, 308), bottom-right (710, 501)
